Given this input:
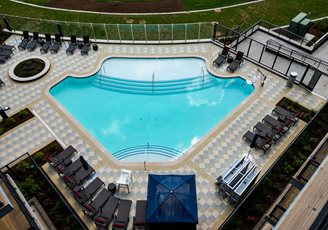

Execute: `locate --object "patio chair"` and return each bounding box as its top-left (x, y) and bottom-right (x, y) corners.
top-left (213, 46), bottom-right (230, 66)
top-left (73, 177), bottom-right (104, 204)
top-left (116, 169), bottom-right (133, 193)
top-left (26, 32), bottom-right (40, 51)
top-left (66, 35), bottom-right (77, 55)
top-left (0, 50), bottom-right (13, 58)
top-left (50, 33), bottom-right (62, 53)
top-left (83, 188), bottom-right (111, 217)
top-left (253, 121), bottom-right (282, 142)
top-left (45, 145), bottom-right (77, 167)
top-left (62, 166), bottom-right (95, 188)
top-left (55, 158), bottom-right (82, 176)
top-left (40, 33), bottom-right (52, 53)
top-left (0, 43), bottom-right (15, 52)
top-left (133, 200), bottom-right (147, 230)
top-left (227, 51), bottom-right (244, 72)
top-left (243, 130), bottom-right (272, 153)
top-left (94, 196), bottom-right (120, 228)
top-left (81, 35), bottom-right (91, 55)
top-left (0, 78), bottom-right (5, 86)
top-left (18, 31), bottom-right (30, 50)
top-left (262, 114), bottom-right (291, 134)
top-left (112, 199), bottom-right (132, 230)
top-left (272, 106), bottom-right (303, 124)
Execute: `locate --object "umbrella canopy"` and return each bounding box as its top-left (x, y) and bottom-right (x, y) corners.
top-left (146, 174), bottom-right (198, 224)
top-left (250, 133), bottom-right (259, 148)
top-left (79, 156), bottom-right (89, 170)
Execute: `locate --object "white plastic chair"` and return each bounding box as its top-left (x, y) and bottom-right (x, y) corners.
top-left (116, 169), bottom-right (133, 193)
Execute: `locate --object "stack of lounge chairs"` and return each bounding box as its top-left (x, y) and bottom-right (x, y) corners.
top-left (243, 106), bottom-right (303, 153)
top-left (18, 31), bottom-right (30, 50)
top-left (227, 51), bottom-right (244, 72)
top-left (0, 43), bottom-right (15, 64)
top-left (50, 33), bottom-right (62, 53)
top-left (27, 32), bottom-right (41, 51)
top-left (81, 35), bottom-right (91, 56)
top-left (213, 46), bottom-right (230, 66)
top-left (40, 33), bottom-right (52, 53)
top-left (66, 35), bottom-right (77, 55)
top-left (45, 144), bottom-right (134, 229)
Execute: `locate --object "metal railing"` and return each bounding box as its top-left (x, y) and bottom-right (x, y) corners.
top-left (0, 13), bottom-right (214, 43)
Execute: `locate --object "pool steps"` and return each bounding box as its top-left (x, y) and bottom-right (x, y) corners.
top-left (91, 75), bottom-right (219, 95)
top-left (113, 144), bottom-right (181, 160)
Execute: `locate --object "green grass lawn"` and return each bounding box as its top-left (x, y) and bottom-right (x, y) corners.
top-left (0, 0), bottom-right (327, 29)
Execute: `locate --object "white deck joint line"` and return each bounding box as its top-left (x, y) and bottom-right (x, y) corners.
top-left (32, 109), bottom-right (67, 148)
top-left (9, 0), bottom-right (265, 16)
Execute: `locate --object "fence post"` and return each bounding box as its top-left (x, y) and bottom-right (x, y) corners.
top-left (91, 23), bottom-right (96, 41)
top-left (158, 24), bottom-right (160, 43)
top-left (130, 24), bottom-right (134, 43)
top-left (144, 24), bottom-right (147, 43)
top-left (171, 24), bottom-right (173, 43)
top-left (246, 39), bottom-right (252, 57)
top-left (103, 24), bottom-right (108, 42)
top-left (117, 24), bottom-right (121, 42)
top-left (198, 22), bottom-right (201, 42)
top-left (185, 23), bottom-right (187, 42)
top-left (212, 22), bottom-right (218, 41)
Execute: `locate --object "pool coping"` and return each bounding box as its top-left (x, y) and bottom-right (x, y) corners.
top-left (44, 51), bottom-right (262, 170)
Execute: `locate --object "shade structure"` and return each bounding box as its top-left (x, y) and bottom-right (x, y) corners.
top-left (146, 174), bottom-right (198, 227)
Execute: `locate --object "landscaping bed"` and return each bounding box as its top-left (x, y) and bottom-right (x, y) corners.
top-left (0, 108), bottom-right (34, 136)
top-left (223, 99), bottom-right (328, 230)
top-left (14, 59), bottom-right (45, 78)
top-left (6, 141), bottom-right (83, 230)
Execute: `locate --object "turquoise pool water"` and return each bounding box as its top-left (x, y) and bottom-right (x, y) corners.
top-left (50, 57), bottom-right (254, 162)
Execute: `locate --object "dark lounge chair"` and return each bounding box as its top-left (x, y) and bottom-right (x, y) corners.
top-left (83, 188), bottom-right (112, 217)
top-left (112, 199), bottom-right (132, 230)
top-left (133, 200), bottom-right (147, 230)
top-left (45, 145), bottom-right (77, 167)
top-left (81, 35), bottom-right (91, 55)
top-left (0, 78), bottom-right (5, 86)
top-left (253, 122), bottom-right (282, 142)
top-left (62, 166), bottom-right (95, 188)
top-left (18, 31), bottom-right (30, 50)
top-left (40, 33), bottom-right (52, 53)
top-left (227, 51), bottom-right (244, 72)
top-left (55, 158), bottom-right (82, 176)
top-left (0, 55), bottom-right (8, 64)
top-left (262, 114), bottom-right (291, 134)
top-left (0, 50), bottom-right (12, 63)
top-left (66, 35), bottom-right (77, 55)
top-left (26, 32), bottom-right (40, 51)
top-left (243, 130), bottom-right (272, 153)
top-left (94, 196), bottom-right (120, 228)
top-left (0, 43), bottom-right (15, 52)
top-left (73, 177), bottom-right (104, 204)
top-left (213, 46), bottom-right (230, 66)
top-left (50, 33), bottom-right (62, 53)
top-left (272, 106), bottom-right (303, 124)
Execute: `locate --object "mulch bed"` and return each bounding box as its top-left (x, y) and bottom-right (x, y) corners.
top-left (0, 108), bottom-right (34, 136)
top-left (47, 0), bottom-right (184, 13)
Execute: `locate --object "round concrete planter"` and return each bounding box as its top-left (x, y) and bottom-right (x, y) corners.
top-left (9, 56), bottom-right (50, 82)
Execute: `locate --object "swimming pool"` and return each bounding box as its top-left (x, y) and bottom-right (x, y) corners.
top-left (50, 57), bottom-right (254, 162)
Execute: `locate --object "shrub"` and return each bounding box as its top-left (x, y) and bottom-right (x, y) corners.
top-left (4, 117), bottom-right (16, 127)
top-left (17, 109), bottom-right (29, 119)
top-left (33, 151), bottom-right (45, 164)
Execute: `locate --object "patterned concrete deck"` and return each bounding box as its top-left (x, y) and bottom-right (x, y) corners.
top-left (0, 36), bottom-right (325, 230)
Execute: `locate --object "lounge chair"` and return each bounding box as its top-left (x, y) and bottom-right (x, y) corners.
top-left (45, 145), bottom-right (77, 167)
top-left (0, 78), bottom-right (5, 86)
top-left (81, 35), bottom-right (91, 55)
top-left (213, 46), bottom-right (230, 66)
top-left (26, 32), bottom-right (40, 51)
top-left (112, 199), bottom-right (132, 230)
top-left (133, 200), bottom-right (147, 230)
top-left (73, 177), bottom-right (104, 204)
top-left (40, 33), bottom-right (52, 53)
top-left (0, 43), bottom-right (15, 52)
top-left (18, 31), bottom-right (30, 50)
top-left (262, 114), bottom-right (291, 134)
top-left (66, 35), bottom-right (77, 55)
top-left (243, 130), bottom-right (272, 153)
top-left (83, 188), bottom-right (111, 217)
top-left (227, 51), bottom-right (244, 72)
top-left (55, 158), bottom-right (82, 176)
top-left (272, 106), bottom-right (303, 124)
top-left (94, 196), bottom-right (120, 228)
top-left (253, 122), bottom-right (282, 142)
top-left (0, 50), bottom-right (13, 58)
top-left (62, 166), bottom-right (95, 188)
top-left (50, 33), bottom-right (62, 53)
top-left (0, 55), bottom-right (8, 64)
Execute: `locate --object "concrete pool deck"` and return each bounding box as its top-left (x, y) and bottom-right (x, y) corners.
top-left (0, 36), bottom-right (326, 229)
